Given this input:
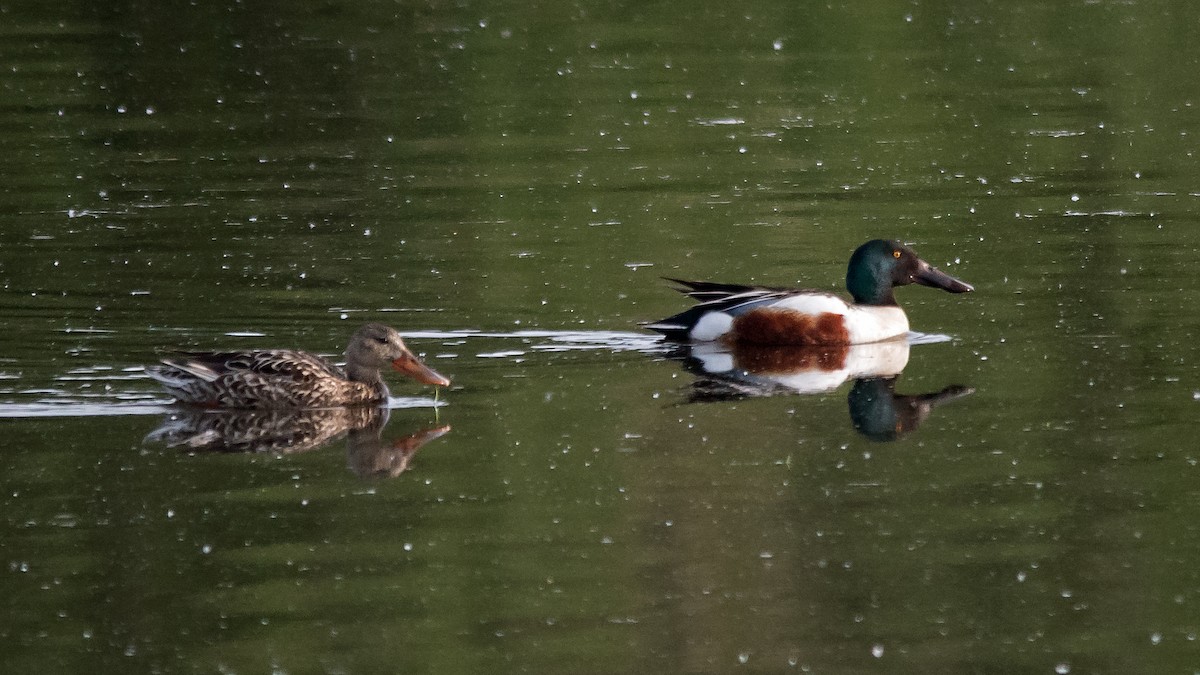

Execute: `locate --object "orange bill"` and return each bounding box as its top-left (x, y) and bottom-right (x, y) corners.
top-left (391, 352), bottom-right (451, 387)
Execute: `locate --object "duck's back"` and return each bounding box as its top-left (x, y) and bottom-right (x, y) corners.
top-left (148, 349), bottom-right (382, 408)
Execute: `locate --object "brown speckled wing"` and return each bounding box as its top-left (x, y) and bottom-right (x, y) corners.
top-left (175, 350), bottom-right (345, 380)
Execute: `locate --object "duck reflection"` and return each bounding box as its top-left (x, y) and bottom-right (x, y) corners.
top-left (671, 340), bottom-right (972, 440)
top-left (846, 376), bottom-right (972, 442)
top-left (145, 406), bottom-right (450, 478)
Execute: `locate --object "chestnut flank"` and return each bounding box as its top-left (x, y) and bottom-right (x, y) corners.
top-left (729, 309), bottom-right (851, 346)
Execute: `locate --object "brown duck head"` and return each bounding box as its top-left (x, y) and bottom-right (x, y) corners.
top-left (347, 323), bottom-right (451, 387)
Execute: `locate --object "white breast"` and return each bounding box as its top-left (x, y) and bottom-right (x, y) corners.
top-left (843, 305), bottom-right (909, 343)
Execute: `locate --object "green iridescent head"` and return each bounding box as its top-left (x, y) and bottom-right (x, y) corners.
top-left (846, 239), bottom-right (973, 306)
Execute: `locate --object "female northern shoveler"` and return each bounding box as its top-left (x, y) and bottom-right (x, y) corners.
top-left (147, 322), bottom-right (450, 409)
top-left (646, 239), bottom-right (973, 345)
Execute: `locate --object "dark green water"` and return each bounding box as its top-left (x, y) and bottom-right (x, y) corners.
top-left (4, 1), bottom-right (1200, 673)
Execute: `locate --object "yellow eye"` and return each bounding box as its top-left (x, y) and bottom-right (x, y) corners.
top-left (892, 250), bottom-right (901, 259)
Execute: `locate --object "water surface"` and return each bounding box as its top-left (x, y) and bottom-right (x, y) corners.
top-left (3, 1), bottom-right (1200, 673)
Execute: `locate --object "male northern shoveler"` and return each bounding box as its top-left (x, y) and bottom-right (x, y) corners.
top-left (146, 322), bottom-right (450, 409)
top-left (646, 239), bottom-right (973, 345)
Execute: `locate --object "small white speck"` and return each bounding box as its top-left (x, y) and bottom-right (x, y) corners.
top-left (871, 644), bottom-right (884, 658)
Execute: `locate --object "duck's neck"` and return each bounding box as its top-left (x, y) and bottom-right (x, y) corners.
top-left (863, 290), bottom-right (898, 306)
top-left (346, 362), bottom-right (389, 398)
top-left (847, 263), bottom-right (898, 306)
top-left (849, 286), bottom-right (897, 306)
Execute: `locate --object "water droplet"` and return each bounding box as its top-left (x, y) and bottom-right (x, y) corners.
top-left (871, 644), bottom-right (884, 658)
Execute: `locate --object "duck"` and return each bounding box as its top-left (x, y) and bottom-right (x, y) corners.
top-left (645, 239), bottom-right (973, 345)
top-left (146, 322), bottom-right (450, 409)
